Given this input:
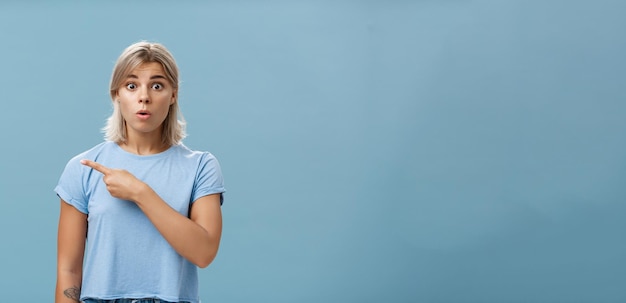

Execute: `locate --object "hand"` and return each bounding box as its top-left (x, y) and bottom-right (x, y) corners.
top-left (81, 159), bottom-right (146, 202)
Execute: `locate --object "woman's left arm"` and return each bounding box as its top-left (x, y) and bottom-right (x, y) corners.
top-left (81, 159), bottom-right (223, 268)
top-left (136, 190), bottom-right (223, 268)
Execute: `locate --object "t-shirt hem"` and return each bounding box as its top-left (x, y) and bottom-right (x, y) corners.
top-left (81, 294), bottom-right (199, 303)
top-left (193, 188), bottom-right (226, 205)
top-left (54, 186), bottom-right (88, 214)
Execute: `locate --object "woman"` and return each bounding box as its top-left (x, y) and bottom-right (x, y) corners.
top-left (55, 41), bottom-right (225, 303)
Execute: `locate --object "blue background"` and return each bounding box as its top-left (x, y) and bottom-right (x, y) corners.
top-left (1, 1), bottom-right (625, 302)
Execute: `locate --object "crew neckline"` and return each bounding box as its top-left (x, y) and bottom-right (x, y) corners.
top-left (110, 141), bottom-right (178, 159)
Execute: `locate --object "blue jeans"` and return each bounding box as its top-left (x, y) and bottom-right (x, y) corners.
top-left (82, 299), bottom-right (187, 303)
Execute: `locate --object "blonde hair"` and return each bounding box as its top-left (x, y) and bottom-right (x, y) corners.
top-left (104, 41), bottom-right (186, 145)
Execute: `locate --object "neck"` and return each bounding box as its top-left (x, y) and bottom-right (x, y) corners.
top-left (120, 132), bottom-right (170, 155)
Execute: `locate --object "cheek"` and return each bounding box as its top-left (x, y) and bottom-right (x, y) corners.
top-left (117, 101), bottom-right (132, 112)
top-left (157, 106), bottom-right (172, 119)
top-left (116, 100), bottom-right (136, 119)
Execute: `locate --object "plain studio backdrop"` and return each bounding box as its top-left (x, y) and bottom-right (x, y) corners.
top-left (0, 1), bottom-right (625, 302)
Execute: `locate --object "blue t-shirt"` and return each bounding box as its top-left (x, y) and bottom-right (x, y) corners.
top-left (55, 141), bottom-right (225, 303)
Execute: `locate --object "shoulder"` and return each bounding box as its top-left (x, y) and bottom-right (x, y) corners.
top-left (172, 144), bottom-right (223, 181)
top-left (57, 142), bottom-right (114, 197)
top-left (63, 141), bottom-right (114, 168)
top-left (172, 143), bottom-right (220, 163)
top-left (179, 144), bottom-right (226, 202)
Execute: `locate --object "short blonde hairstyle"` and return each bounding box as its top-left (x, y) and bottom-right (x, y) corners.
top-left (104, 41), bottom-right (186, 145)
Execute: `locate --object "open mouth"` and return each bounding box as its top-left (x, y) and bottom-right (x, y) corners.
top-left (136, 110), bottom-right (151, 118)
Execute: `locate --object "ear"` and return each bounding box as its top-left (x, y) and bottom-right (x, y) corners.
top-left (171, 90), bottom-right (177, 105)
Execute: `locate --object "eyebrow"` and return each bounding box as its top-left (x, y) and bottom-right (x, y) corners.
top-left (126, 74), bottom-right (167, 80)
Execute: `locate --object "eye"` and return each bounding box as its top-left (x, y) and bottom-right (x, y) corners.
top-left (126, 83), bottom-right (136, 90)
top-left (151, 83), bottom-right (163, 90)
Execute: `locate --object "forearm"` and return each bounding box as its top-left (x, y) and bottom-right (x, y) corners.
top-left (55, 271), bottom-right (81, 303)
top-left (134, 186), bottom-right (220, 267)
top-left (57, 200), bottom-right (86, 303)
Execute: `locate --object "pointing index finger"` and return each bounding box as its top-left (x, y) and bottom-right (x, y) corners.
top-left (80, 159), bottom-right (111, 175)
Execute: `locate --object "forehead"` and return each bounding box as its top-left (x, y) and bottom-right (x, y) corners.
top-left (126, 61), bottom-right (166, 77)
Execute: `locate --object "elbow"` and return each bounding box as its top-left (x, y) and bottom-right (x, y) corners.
top-left (190, 233), bottom-right (221, 268)
top-left (194, 253), bottom-right (216, 268)
top-left (192, 247), bottom-right (218, 268)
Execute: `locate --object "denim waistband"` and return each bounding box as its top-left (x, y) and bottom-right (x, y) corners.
top-left (82, 299), bottom-right (184, 303)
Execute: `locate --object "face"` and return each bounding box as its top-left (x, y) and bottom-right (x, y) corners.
top-left (116, 62), bottom-right (176, 140)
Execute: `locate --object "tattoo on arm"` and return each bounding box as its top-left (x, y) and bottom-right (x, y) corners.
top-left (63, 285), bottom-right (81, 301)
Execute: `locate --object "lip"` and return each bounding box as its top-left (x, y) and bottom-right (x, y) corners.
top-left (136, 110), bottom-right (152, 120)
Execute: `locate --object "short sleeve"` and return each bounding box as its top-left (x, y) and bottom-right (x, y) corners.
top-left (191, 152), bottom-right (226, 205)
top-left (54, 156), bottom-right (89, 214)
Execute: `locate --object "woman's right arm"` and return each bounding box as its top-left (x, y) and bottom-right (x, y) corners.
top-left (56, 199), bottom-right (87, 303)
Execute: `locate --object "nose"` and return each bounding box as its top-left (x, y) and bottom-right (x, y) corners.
top-left (139, 87), bottom-right (150, 104)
